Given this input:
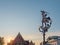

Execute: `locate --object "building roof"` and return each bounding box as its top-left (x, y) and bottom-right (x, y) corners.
top-left (7, 32), bottom-right (35, 45)
top-left (47, 36), bottom-right (60, 40)
top-left (13, 32), bottom-right (24, 43)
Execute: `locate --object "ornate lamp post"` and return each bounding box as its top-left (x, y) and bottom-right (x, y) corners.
top-left (39, 10), bottom-right (52, 45)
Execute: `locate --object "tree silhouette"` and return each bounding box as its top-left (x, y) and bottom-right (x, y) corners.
top-left (0, 37), bottom-right (4, 45)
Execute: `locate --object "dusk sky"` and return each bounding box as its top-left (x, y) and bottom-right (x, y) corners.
top-left (0, 0), bottom-right (60, 45)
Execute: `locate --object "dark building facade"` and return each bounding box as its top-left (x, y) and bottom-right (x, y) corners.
top-left (7, 32), bottom-right (35, 45)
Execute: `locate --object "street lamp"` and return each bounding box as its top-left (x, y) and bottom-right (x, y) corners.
top-left (39, 10), bottom-right (52, 45)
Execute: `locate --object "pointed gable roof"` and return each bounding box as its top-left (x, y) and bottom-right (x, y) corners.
top-left (13, 32), bottom-right (24, 43)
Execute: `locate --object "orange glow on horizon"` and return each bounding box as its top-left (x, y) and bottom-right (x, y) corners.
top-left (4, 32), bottom-right (60, 45)
top-left (4, 36), bottom-right (15, 45)
top-left (7, 38), bottom-right (11, 43)
top-left (7, 37), bottom-right (14, 43)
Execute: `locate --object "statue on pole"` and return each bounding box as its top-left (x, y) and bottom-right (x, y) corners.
top-left (39, 10), bottom-right (52, 45)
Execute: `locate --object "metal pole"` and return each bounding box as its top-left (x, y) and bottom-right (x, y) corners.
top-left (43, 31), bottom-right (45, 45)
